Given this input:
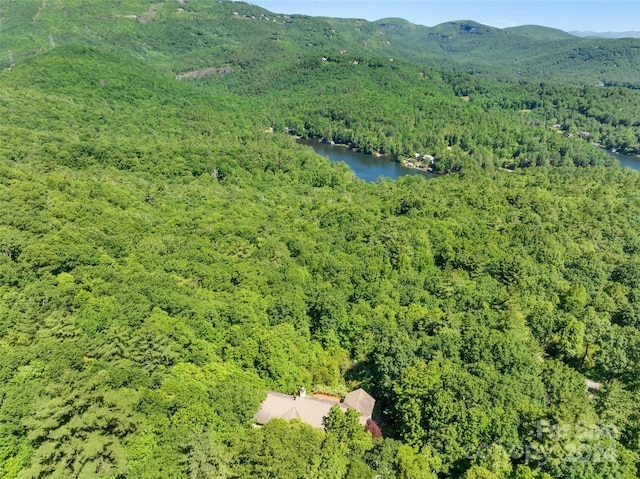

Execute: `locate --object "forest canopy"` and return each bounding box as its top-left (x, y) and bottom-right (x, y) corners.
top-left (1, 1), bottom-right (640, 478)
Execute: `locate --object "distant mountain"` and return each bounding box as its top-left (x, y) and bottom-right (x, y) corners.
top-left (505, 25), bottom-right (575, 40)
top-left (368, 19), bottom-right (640, 86)
top-left (1, 0), bottom-right (638, 87)
top-left (569, 30), bottom-right (640, 38)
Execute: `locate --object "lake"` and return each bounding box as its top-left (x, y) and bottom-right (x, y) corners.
top-left (299, 138), bottom-right (640, 182)
top-left (611, 151), bottom-right (640, 171)
top-left (297, 139), bottom-right (435, 182)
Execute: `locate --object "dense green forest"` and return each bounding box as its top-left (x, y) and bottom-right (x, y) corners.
top-left (1, 0), bottom-right (639, 166)
top-left (2, 0), bottom-right (639, 87)
top-left (1, 1), bottom-right (640, 478)
top-left (219, 53), bottom-right (639, 168)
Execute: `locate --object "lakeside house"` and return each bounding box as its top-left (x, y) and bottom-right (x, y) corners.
top-left (403, 153), bottom-right (436, 172)
top-left (254, 388), bottom-right (375, 428)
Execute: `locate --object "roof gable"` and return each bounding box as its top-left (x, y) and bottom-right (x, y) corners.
top-left (343, 388), bottom-right (375, 418)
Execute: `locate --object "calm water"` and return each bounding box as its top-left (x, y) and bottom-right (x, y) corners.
top-left (298, 139), bottom-right (435, 183)
top-left (300, 138), bottom-right (640, 182)
top-left (610, 151), bottom-right (640, 171)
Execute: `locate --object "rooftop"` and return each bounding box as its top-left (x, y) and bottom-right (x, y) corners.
top-left (254, 391), bottom-right (349, 428)
top-left (254, 388), bottom-right (375, 428)
top-left (344, 388), bottom-right (375, 419)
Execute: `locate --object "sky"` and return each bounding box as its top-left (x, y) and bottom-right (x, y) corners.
top-left (249, 1), bottom-right (640, 32)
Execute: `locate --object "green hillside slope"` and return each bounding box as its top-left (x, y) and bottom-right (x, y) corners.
top-left (373, 19), bottom-right (640, 86)
top-left (1, 3), bottom-right (640, 478)
top-left (1, 0), bottom-right (639, 87)
top-left (2, 0), bottom-right (637, 162)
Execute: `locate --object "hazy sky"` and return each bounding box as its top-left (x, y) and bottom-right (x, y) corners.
top-left (249, 1), bottom-right (640, 32)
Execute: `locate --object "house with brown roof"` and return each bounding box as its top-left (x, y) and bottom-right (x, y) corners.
top-left (343, 388), bottom-right (375, 419)
top-left (254, 388), bottom-right (375, 429)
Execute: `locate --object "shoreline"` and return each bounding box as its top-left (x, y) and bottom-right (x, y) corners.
top-left (295, 134), bottom-right (640, 176)
top-left (604, 147), bottom-right (640, 160)
top-left (298, 135), bottom-right (392, 159)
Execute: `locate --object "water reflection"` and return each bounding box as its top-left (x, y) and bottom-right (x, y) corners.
top-left (610, 151), bottom-right (640, 171)
top-left (300, 138), bottom-right (640, 182)
top-left (298, 139), bottom-right (435, 183)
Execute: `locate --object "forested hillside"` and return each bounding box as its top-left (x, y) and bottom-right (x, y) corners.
top-left (1, 1), bottom-right (640, 478)
top-left (2, 0), bottom-right (639, 165)
top-left (2, 0), bottom-right (639, 86)
top-left (219, 53), bottom-right (639, 167)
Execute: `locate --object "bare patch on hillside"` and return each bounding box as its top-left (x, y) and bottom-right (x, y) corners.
top-left (175, 67), bottom-right (234, 80)
top-left (102, 3), bottom-right (162, 23)
top-left (34, 0), bottom-right (47, 21)
top-left (138, 3), bottom-right (163, 24)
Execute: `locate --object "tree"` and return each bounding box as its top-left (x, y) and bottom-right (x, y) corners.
top-left (396, 444), bottom-right (441, 479)
top-left (469, 444), bottom-right (512, 478)
top-left (180, 429), bottom-right (230, 479)
top-left (364, 418), bottom-right (382, 439)
top-left (323, 406), bottom-right (374, 458)
top-left (231, 419), bottom-right (323, 479)
top-left (20, 371), bottom-right (142, 478)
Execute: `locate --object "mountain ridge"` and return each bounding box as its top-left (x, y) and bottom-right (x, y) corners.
top-left (0, 0), bottom-right (638, 87)
top-left (570, 30), bottom-right (640, 38)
